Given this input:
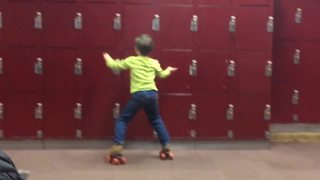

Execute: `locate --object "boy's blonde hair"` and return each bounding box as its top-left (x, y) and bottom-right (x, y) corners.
top-left (135, 34), bottom-right (154, 56)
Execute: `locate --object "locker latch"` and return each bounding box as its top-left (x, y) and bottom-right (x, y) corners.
top-left (190, 15), bottom-right (198, 32)
top-left (229, 16), bottom-right (236, 32)
top-left (295, 8), bottom-right (302, 24)
top-left (74, 58), bottom-right (83, 75)
top-left (152, 14), bottom-right (160, 31)
top-left (188, 104), bottom-right (197, 120)
top-left (267, 16), bottom-right (274, 33)
top-left (76, 129), bottom-right (82, 139)
top-left (265, 60), bottom-right (272, 77)
top-left (227, 130), bottom-right (234, 139)
top-left (292, 114), bottom-right (299, 122)
top-left (74, 12), bottom-right (82, 30)
top-left (0, 12), bottom-right (2, 28)
top-left (36, 130), bottom-right (43, 139)
top-left (227, 60), bottom-right (236, 77)
top-left (35, 103), bottom-right (43, 120)
top-left (74, 103), bottom-right (82, 120)
top-left (226, 104), bottom-right (234, 120)
top-left (0, 103), bottom-right (3, 120)
top-left (113, 103), bottom-right (120, 120)
top-left (189, 60), bottom-right (197, 76)
top-left (293, 49), bottom-right (301, 65)
top-left (264, 104), bottom-right (271, 121)
top-left (292, 90), bottom-right (299, 105)
top-left (190, 130), bottom-right (197, 138)
top-left (34, 12), bottom-right (42, 29)
top-left (113, 13), bottom-right (121, 30)
top-left (34, 58), bottom-right (43, 75)
top-left (0, 57), bottom-right (3, 75)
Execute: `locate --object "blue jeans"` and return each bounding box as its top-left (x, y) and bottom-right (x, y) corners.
top-left (114, 90), bottom-right (171, 146)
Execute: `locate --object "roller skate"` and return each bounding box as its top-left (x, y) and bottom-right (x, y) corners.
top-left (159, 144), bottom-right (174, 160)
top-left (105, 145), bottom-right (127, 165)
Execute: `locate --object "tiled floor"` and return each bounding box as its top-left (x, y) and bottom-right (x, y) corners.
top-left (3, 142), bottom-right (320, 180)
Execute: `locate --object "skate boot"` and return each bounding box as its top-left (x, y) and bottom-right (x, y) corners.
top-left (105, 145), bottom-right (127, 165)
top-left (159, 144), bottom-right (174, 160)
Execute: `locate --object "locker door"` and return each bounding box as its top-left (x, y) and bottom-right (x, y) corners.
top-left (82, 2), bottom-right (119, 48)
top-left (4, 48), bottom-right (41, 93)
top-left (232, 0), bottom-right (273, 6)
top-left (123, 4), bottom-right (156, 48)
top-left (295, 82), bottom-right (320, 123)
top-left (272, 82), bottom-right (296, 123)
top-left (159, 95), bottom-right (193, 138)
top-left (195, 52), bottom-right (230, 94)
top-left (234, 7), bottom-right (273, 50)
top-left (3, 1), bottom-right (41, 46)
top-left (43, 49), bottom-right (77, 94)
top-left (197, 6), bottom-right (232, 50)
top-left (231, 94), bottom-right (270, 139)
top-left (158, 51), bottom-right (194, 93)
top-left (298, 42), bottom-right (320, 81)
top-left (161, 5), bottom-right (193, 49)
top-left (301, 1), bottom-right (320, 40)
top-left (196, 95), bottom-right (229, 139)
top-left (43, 93), bottom-right (76, 139)
top-left (4, 93), bottom-right (42, 139)
top-left (273, 40), bottom-right (301, 82)
top-left (43, 2), bottom-right (78, 47)
top-left (231, 51), bottom-right (272, 94)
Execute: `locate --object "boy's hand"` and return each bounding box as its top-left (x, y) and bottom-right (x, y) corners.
top-left (103, 52), bottom-right (111, 61)
top-left (167, 66), bottom-right (178, 72)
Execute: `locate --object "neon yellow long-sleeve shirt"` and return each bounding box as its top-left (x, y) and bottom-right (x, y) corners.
top-left (106, 56), bottom-right (171, 94)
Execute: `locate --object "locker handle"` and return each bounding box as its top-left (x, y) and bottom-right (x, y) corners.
top-left (227, 130), bottom-right (234, 139)
top-left (34, 58), bottom-right (43, 75)
top-left (0, 103), bottom-right (3, 120)
top-left (190, 15), bottom-right (198, 32)
top-left (226, 104), bottom-right (234, 120)
top-left (113, 13), bottom-right (121, 30)
top-left (76, 129), bottom-right (82, 139)
top-left (292, 90), bottom-right (299, 105)
top-left (190, 130), bottom-right (197, 138)
top-left (229, 16), bottom-right (236, 32)
top-left (267, 16), bottom-right (274, 33)
top-left (35, 103), bottom-right (43, 120)
top-left (295, 8), bottom-right (302, 24)
top-left (74, 103), bottom-right (82, 120)
top-left (37, 130), bottom-right (43, 139)
top-left (264, 104), bottom-right (271, 121)
top-left (74, 12), bottom-right (82, 30)
top-left (152, 14), bottom-right (160, 31)
top-left (293, 49), bottom-right (301, 65)
top-left (0, 129), bottom-right (3, 139)
top-left (0, 57), bottom-right (3, 75)
top-left (189, 60), bottom-right (197, 76)
top-left (227, 60), bottom-right (236, 77)
top-left (34, 12), bottom-right (42, 29)
top-left (113, 103), bottom-right (120, 120)
top-left (265, 60), bottom-right (272, 77)
top-left (188, 104), bottom-right (197, 120)
top-left (0, 12), bottom-right (2, 28)
top-left (74, 58), bottom-right (83, 75)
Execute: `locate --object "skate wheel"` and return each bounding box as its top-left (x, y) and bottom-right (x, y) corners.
top-left (167, 152), bottom-right (174, 160)
top-left (111, 158), bottom-right (120, 165)
top-left (159, 152), bottom-right (167, 160)
top-left (119, 157), bottom-right (127, 164)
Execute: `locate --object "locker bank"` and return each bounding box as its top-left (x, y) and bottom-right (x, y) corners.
top-left (0, 0), bottom-right (320, 179)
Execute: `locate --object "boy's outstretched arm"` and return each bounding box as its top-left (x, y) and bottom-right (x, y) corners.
top-left (103, 52), bottom-right (131, 71)
top-left (157, 66), bottom-right (178, 79)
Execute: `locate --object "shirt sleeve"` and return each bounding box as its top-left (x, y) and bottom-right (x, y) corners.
top-left (105, 56), bottom-right (133, 71)
top-left (154, 60), bottom-right (171, 79)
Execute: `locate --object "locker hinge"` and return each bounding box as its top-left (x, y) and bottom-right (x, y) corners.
top-left (190, 15), bottom-right (198, 32)
top-left (35, 103), bottom-right (43, 120)
top-left (229, 16), bottom-right (236, 32)
top-left (264, 104), bottom-right (271, 121)
top-left (113, 13), bottom-right (121, 30)
top-left (36, 130), bottom-right (43, 139)
top-left (0, 103), bottom-right (3, 120)
top-left (34, 12), bottom-right (42, 29)
top-left (188, 104), bottom-right (197, 120)
top-left (226, 104), bottom-right (234, 120)
top-left (293, 49), bottom-right (301, 65)
top-left (74, 58), bottom-right (83, 75)
top-left (34, 58), bottom-right (43, 75)
top-left (292, 90), bottom-right (300, 105)
top-left (152, 14), bottom-right (160, 31)
top-left (76, 129), bottom-right (82, 139)
top-left (74, 12), bottom-right (82, 30)
top-left (295, 8), bottom-right (302, 24)
top-left (190, 129), bottom-right (197, 138)
top-left (0, 12), bottom-right (2, 28)
top-left (113, 103), bottom-right (120, 120)
top-left (0, 129), bottom-right (3, 139)
top-left (74, 103), bottom-right (82, 120)
top-left (292, 114), bottom-right (299, 122)
top-left (0, 57), bottom-right (3, 74)
top-left (265, 60), bottom-right (272, 77)
top-left (227, 130), bottom-right (234, 139)
top-left (227, 60), bottom-right (236, 77)
top-left (189, 60), bottom-right (197, 76)
top-left (267, 16), bottom-right (274, 33)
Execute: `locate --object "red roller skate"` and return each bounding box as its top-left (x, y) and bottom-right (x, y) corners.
top-left (159, 150), bottom-right (174, 160)
top-left (105, 145), bottom-right (127, 165)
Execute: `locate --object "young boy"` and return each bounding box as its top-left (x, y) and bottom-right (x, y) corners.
top-left (103, 34), bottom-right (177, 165)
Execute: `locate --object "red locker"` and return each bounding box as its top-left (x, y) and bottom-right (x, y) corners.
top-left (3, 93), bottom-right (42, 139)
top-left (275, 0), bottom-right (320, 40)
top-left (43, 93), bottom-right (76, 139)
top-left (158, 51), bottom-right (194, 93)
top-left (42, 49), bottom-right (78, 94)
top-left (232, 0), bottom-right (273, 6)
top-left (82, 2), bottom-right (120, 48)
top-left (2, 1), bottom-right (41, 46)
top-left (272, 82), bottom-right (296, 123)
top-left (230, 94), bottom-right (269, 139)
top-left (197, 6), bottom-right (232, 50)
top-left (195, 51), bottom-right (230, 94)
top-left (43, 1), bottom-right (79, 47)
top-left (160, 5), bottom-right (193, 49)
top-left (123, 4), bottom-right (157, 48)
top-left (195, 95), bottom-right (229, 139)
top-left (3, 48), bottom-right (41, 93)
top-left (159, 95), bottom-right (193, 138)
top-left (230, 51), bottom-right (272, 94)
top-left (273, 40), bottom-right (301, 82)
top-left (234, 7), bottom-right (273, 50)
top-left (298, 41), bottom-right (320, 81)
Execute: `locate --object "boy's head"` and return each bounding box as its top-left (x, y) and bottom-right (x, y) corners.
top-left (135, 34), bottom-right (154, 56)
